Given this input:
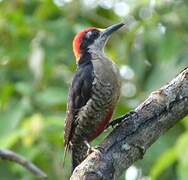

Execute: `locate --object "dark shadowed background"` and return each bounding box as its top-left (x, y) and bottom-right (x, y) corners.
top-left (0, 0), bottom-right (188, 179)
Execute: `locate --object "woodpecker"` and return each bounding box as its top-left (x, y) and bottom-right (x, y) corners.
top-left (64, 23), bottom-right (125, 171)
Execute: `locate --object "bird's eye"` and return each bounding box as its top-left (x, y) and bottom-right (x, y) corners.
top-left (85, 31), bottom-right (92, 39)
top-left (92, 30), bottom-right (99, 36)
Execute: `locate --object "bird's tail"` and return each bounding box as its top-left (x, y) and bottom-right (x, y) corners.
top-left (72, 142), bottom-right (88, 172)
top-left (61, 144), bottom-right (69, 173)
top-left (62, 144), bottom-right (68, 168)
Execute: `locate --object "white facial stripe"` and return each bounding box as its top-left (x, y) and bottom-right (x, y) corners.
top-left (86, 31), bottom-right (92, 39)
top-left (88, 35), bottom-right (106, 54)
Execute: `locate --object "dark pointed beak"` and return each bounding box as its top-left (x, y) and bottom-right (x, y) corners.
top-left (101, 23), bottom-right (125, 38)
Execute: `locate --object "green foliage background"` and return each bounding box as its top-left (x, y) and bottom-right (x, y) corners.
top-left (0, 0), bottom-right (188, 179)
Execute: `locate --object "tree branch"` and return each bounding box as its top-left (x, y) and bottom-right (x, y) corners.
top-left (70, 67), bottom-right (188, 180)
top-left (0, 149), bottom-right (47, 179)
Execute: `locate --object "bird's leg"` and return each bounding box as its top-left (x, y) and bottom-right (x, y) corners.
top-left (107, 115), bottom-right (127, 128)
top-left (84, 140), bottom-right (100, 156)
top-left (84, 140), bottom-right (94, 155)
top-left (107, 111), bottom-right (137, 128)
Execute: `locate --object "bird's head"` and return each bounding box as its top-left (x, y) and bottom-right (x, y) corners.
top-left (72, 23), bottom-right (125, 62)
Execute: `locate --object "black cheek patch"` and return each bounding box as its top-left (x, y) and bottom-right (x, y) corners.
top-left (80, 29), bottom-right (100, 51)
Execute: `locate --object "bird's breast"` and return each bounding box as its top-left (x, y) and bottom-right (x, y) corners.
top-left (92, 57), bottom-right (121, 103)
top-left (71, 57), bottom-right (121, 144)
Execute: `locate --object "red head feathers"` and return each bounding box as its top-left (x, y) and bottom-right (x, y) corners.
top-left (72, 27), bottom-right (96, 61)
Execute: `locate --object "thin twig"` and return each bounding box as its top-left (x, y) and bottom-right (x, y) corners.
top-left (0, 149), bottom-right (47, 179)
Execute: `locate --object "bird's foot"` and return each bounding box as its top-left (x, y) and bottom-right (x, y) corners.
top-left (94, 145), bottom-right (105, 153)
top-left (107, 111), bottom-right (137, 128)
top-left (84, 140), bottom-right (96, 156)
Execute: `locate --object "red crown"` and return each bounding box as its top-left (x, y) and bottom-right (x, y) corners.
top-left (72, 27), bottom-right (96, 61)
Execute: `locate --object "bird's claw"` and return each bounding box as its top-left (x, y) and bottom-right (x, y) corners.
top-left (84, 140), bottom-right (96, 156)
top-left (107, 111), bottom-right (137, 128)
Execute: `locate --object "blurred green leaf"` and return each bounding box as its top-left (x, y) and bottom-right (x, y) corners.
top-left (176, 132), bottom-right (188, 180)
top-left (150, 147), bottom-right (177, 180)
top-left (0, 130), bottom-right (23, 148)
top-left (35, 87), bottom-right (67, 107)
top-left (0, 101), bottom-right (28, 137)
top-left (15, 82), bottom-right (34, 96)
top-left (181, 116), bottom-right (188, 130)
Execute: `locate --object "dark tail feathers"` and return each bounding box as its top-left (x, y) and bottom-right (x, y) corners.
top-left (72, 142), bottom-right (88, 172)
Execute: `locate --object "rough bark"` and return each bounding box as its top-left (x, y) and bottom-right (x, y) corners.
top-left (70, 67), bottom-right (188, 180)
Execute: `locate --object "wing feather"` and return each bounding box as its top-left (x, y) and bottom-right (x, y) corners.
top-left (64, 62), bottom-right (94, 146)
